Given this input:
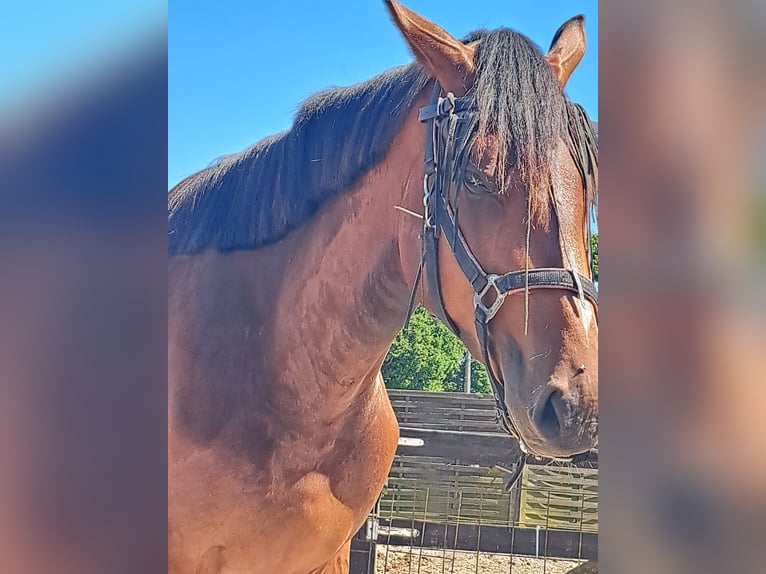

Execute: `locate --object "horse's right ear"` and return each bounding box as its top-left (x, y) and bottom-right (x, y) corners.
top-left (384, 0), bottom-right (475, 95)
top-left (546, 15), bottom-right (587, 87)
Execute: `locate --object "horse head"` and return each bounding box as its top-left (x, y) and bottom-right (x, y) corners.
top-left (387, 0), bottom-right (598, 458)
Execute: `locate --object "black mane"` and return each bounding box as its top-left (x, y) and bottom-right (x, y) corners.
top-left (466, 28), bottom-right (572, 221)
top-left (168, 64), bottom-right (429, 255)
top-left (169, 28), bottom-right (596, 255)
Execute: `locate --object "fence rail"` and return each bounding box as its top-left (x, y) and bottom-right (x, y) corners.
top-left (356, 518), bottom-right (598, 561)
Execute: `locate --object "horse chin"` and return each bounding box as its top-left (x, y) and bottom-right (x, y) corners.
top-left (514, 424), bottom-right (597, 460)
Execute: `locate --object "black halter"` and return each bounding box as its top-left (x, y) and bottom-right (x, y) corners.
top-left (407, 83), bottom-right (598, 444)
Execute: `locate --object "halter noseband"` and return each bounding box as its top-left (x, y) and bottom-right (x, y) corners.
top-left (407, 83), bottom-right (598, 445)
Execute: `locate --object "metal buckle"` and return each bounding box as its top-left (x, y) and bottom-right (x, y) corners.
top-left (422, 173), bottom-right (435, 228)
top-left (474, 273), bottom-right (506, 321)
top-left (438, 93), bottom-right (456, 116)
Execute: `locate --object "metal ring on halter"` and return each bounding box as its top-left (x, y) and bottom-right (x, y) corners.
top-left (473, 273), bottom-right (507, 322)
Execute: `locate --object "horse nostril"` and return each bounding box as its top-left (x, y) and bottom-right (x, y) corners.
top-left (536, 389), bottom-right (566, 439)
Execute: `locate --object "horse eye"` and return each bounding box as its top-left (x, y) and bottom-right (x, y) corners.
top-left (464, 172), bottom-right (490, 194)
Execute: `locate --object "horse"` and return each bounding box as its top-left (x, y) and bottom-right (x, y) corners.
top-left (168, 1), bottom-right (598, 572)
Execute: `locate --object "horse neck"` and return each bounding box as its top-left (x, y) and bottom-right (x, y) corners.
top-left (263, 99), bottom-right (428, 417)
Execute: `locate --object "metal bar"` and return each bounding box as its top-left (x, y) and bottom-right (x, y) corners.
top-left (374, 518), bottom-right (598, 561)
top-left (464, 351), bottom-right (472, 394)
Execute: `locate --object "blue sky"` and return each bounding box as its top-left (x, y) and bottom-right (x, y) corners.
top-left (169, 1), bottom-right (598, 188)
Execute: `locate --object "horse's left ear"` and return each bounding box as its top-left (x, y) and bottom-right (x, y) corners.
top-left (384, 0), bottom-right (475, 95)
top-left (546, 15), bottom-right (587, 87)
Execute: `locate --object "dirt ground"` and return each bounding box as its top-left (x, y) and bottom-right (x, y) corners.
top-left (374, 545), bottom-right (593, 574)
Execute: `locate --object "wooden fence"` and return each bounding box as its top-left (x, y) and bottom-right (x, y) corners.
top-left (389, 390), bottom-right (504, 433)
top-left (350, 390), bottom-right (598, 573)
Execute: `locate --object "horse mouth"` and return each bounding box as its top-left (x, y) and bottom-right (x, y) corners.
top-left (511, 400), bottom-right (598, 460)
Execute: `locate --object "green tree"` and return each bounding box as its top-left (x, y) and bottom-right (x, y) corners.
top-left (382, 307), bottom-right (493, 394)
top-left (446, 354), bottom-right (492, 394)
top-left (382, 307), bottom-right (465, 391)
top-left (591, 233), bottom-right (598, 282)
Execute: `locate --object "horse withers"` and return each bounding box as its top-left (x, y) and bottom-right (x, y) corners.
top-left (168, 1), bottom-right (598, 572)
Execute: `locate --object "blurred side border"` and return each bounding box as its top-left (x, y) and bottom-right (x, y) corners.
top-left (0, 8), bottom-right (168, 574)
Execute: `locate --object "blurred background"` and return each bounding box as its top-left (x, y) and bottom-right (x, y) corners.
top-left (599, 1), bottom-right (766, 572)
top-left (0, 1), bottom-right (764, 573)
top-left (0, 2), bottom-right (167, 574)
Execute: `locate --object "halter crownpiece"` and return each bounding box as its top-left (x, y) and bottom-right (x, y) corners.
top-left (406, 82), bottom-right (598, 447)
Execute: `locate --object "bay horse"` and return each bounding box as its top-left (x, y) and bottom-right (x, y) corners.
top-left (168, 1), bottom-right (598, 572)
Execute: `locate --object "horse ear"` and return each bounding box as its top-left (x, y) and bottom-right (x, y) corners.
top-left (384, 0), bottom-right (475, 95)
top-left (546, 15), bottom-right (587, 87)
